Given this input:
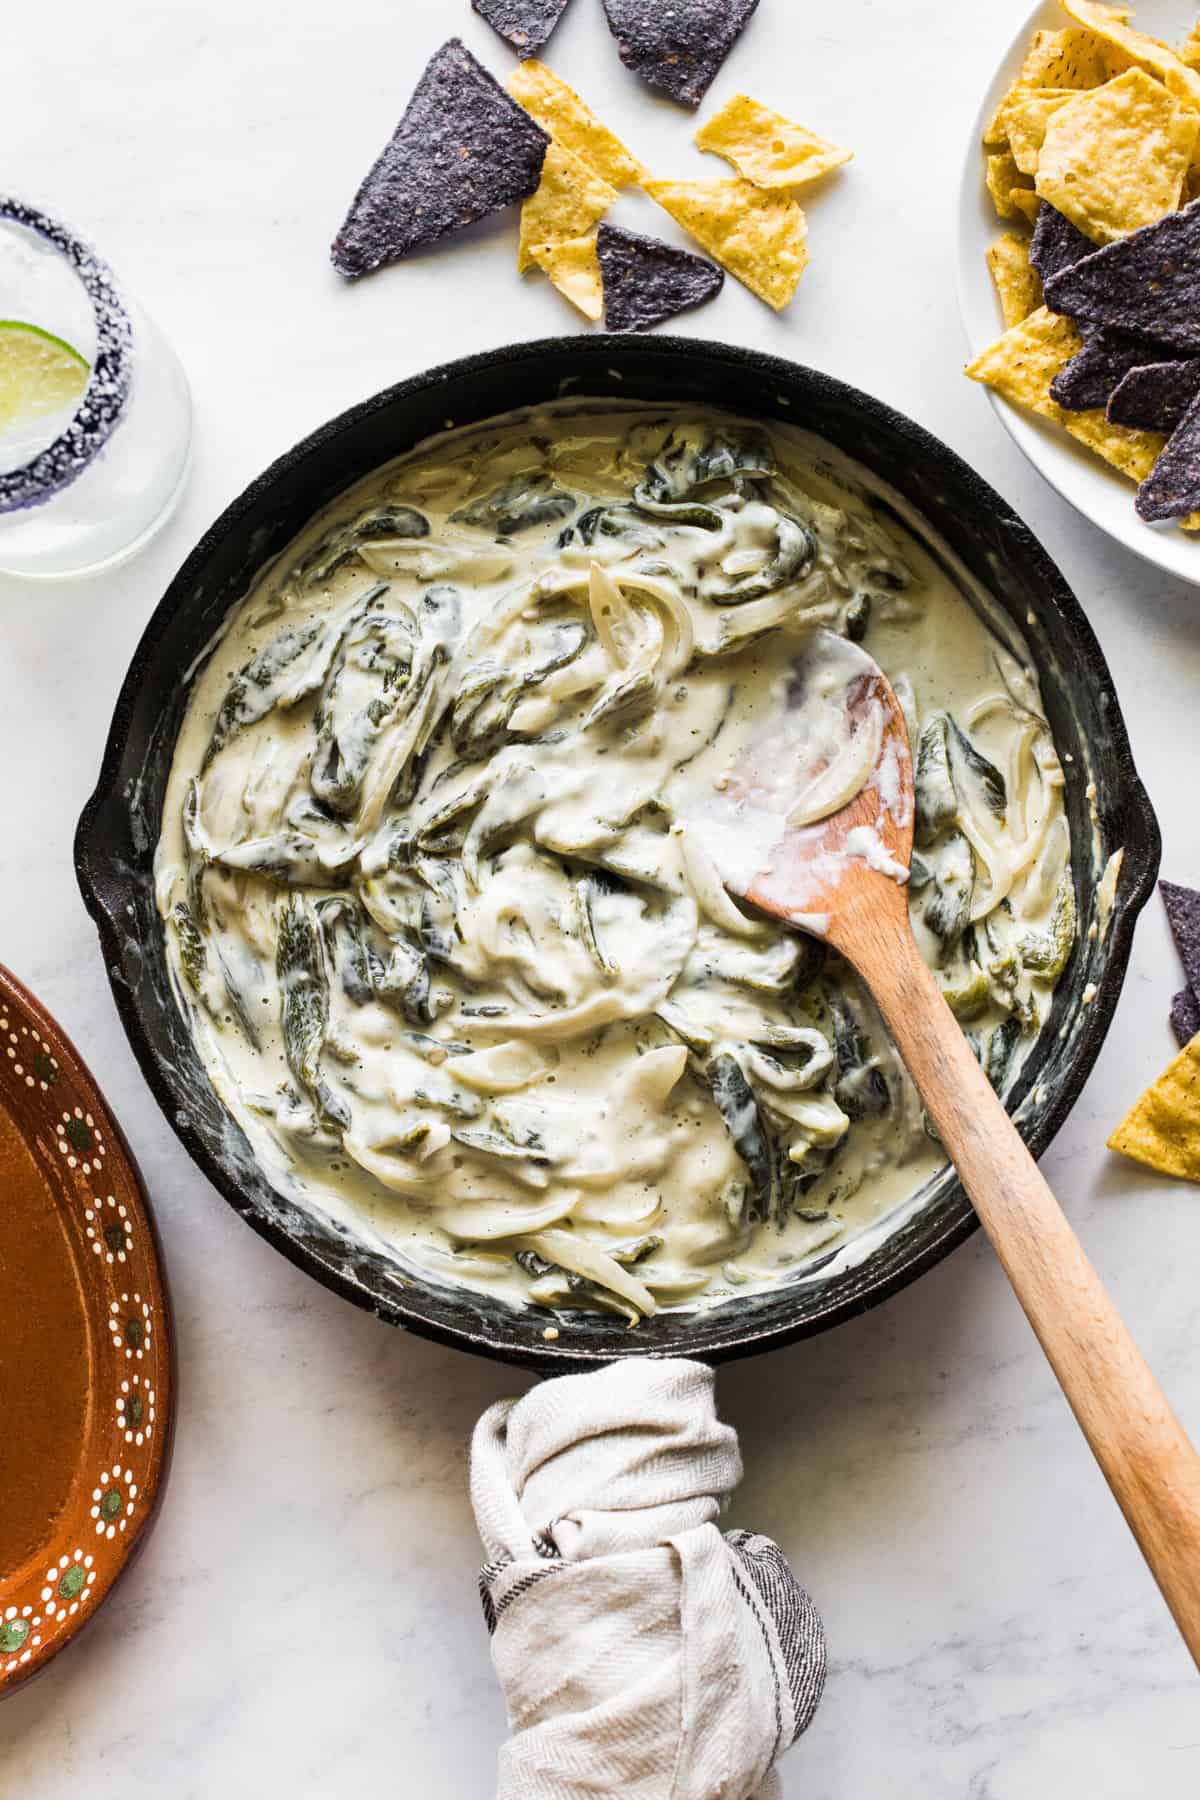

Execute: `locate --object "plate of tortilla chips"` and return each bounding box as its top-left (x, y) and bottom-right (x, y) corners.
top-left (958, 0), bottom-right (1200, 583)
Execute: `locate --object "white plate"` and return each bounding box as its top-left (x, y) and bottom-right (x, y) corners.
top-left (957, 0), bottom-right (1200, 586)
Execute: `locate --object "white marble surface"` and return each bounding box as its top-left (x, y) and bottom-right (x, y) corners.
top-left (3, 0), bottom-right (1200, 1791)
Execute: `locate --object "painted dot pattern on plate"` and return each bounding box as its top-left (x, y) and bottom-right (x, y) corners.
top-left (0, 980), bottom-right (170, 1689)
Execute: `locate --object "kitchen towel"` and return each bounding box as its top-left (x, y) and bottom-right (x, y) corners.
top-left (471, 1357), bottom-right (825, 1799)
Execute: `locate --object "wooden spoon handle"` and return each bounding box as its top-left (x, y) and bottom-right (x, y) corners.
top-left (855, 922), bottom-right (1200, 1668)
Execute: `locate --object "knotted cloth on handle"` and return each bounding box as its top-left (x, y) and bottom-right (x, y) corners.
top-left (471, 1358), bottom-right (825, 1799)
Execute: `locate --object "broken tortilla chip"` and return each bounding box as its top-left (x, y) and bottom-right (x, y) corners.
top-left (1043, 200), bottom-right (1200, 352)
top-left (518, 139), bottom-right (617, 273)
top-left (473, 0), bottom-right (572, 58)
top-left (694, 93), bottom-right (852, 189)
top-left (1162, 881), bottom-right (1200, 997)
top-left (1181, 22), bottom-right (1200, 71)
top-left (1108, 357), bottom-right (1200, 433)
top-left (1173, 987), bottom-right (1200, 1048)
top-left (984, 27), bottom-right (1111, 148)
top-left (529, 233), bottom-right (604, 320)
top-left (507, 60), bottom-right (646, 188)
top-left (1035, 68), bottom-right (1198, 243)
top-left (1010, 189), bottom-right (1044, 225)
top-left (1018, 25), bottom-right (1114, 89)
top-left (331, 38), bottom-right (550, 278)
top-left (601, 0), bottom-right (760, 108)
top-left (1136, 387), bottom-right (1200, 520)
top-left (1031, 201), bottom-right (1096, 280)
top-left (596, 222), bottom-right (724, 330)
top-left (1059, 1), bottom-right (1200, 144)
top-left (1001, 87), bottom-right (1078, 176)
top-left (987, 233), bottom-right (1044, 327)
top-left (641, 177), bottom-right (807, 309)
top-left (986, 149), bottom-right (1037, 222)
top-left (1108, 1035), bottom-right (1200, 1184)
top-left (966, 305), bottom-right (1169, 485)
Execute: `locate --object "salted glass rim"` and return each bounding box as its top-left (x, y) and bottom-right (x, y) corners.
top-left (0, 198), bottom-right (133, 515)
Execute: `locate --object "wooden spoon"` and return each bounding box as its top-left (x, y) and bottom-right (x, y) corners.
top-left (686, 629), bottom-right (1200, 1667)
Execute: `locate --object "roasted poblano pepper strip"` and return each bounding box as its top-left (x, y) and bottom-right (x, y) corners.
top-left (908, 851), bottom-right (934, 893)
top-left (317, 897), bottom-right (379, 1006)
top-left (583, 668), bottom-right (658, 730)
top-left (355, 504), bottom-right (430, 541)
top-left (277, 895), bottom-right (349, 1130)
top-left (705, 1052), bottom-right (776, 1224)
top-left (451, 1124), bottom-right (552, 1165)
top-left (376, 935), bottom-right (437, 1025)
top-left (558, 504), bottom-right (663, 550)
top-left (714, 516), bottom-right (815, 605)
top-left (845, 593), bottom-right (872, 642)
top-left (1019, 876), bottom-right (1077, 979)
top-left (939, 962), bottom-right (990, 1022)
top-left (636, 428), bottom-right (773, 507)
top-left (612, 1233), bottom-right (664, 1267)
top-left (984, 1015), bottom-right (1022, 1093)
top-left (216, 946), bottom-right (263, 1050)
top-left (923, 831), bottom-right (974, 946)
top-left (173, 900), bottom-right (208, 995)
top-left (575, 876), bottom-right (616, 981)
top-left (949, 716), bottom-right (1007, 822)
top-left (451, 619), bottom-right (589, 760)
top-left (827, 991), bottom-right (890, 1119)
top-left (914, 714), bottom-right (957, 847)
top-left (452, 472), bottom-right (576, 536)
top-left (311, 608), bottom-right (415, 815)
top-left (204, 617), bottom-right (328, 767)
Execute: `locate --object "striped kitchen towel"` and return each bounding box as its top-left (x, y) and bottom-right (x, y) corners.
top-left (471, 1357), bottom-right (825, 1799)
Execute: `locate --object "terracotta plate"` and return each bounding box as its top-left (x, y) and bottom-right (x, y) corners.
top-left (0, 965), bottom-right (173, 1695)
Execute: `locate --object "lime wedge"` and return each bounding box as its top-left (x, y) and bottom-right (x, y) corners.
top-left (0, 320), bottom-right (90, 436)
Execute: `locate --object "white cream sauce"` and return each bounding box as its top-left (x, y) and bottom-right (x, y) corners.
top-left (156, 406), bottom-right (1076, 1326)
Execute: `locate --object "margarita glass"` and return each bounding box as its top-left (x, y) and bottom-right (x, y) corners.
top-left (0, 198), bottom-right (192, 579)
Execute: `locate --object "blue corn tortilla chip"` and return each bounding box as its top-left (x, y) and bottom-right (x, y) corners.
top-left (597, 222), bottom-right (724, 330)
top-left (1031, 203), bottom-right (1095, 288)
top-left (1043, 200), bottom-right (1200, 353)
top-left (1162, 882), bottom-right (1200, 997)
top-left (1108, 358), bottom-right (1200, 432)
top-left (473, 0), bottom-right (572, 56)
top-left (1171, 987), bottom-right (1200, 1048)
top-left (1136, 390), bottom-right (1200, 520)
top-left (1050, 329), bottom-right (1181, 412)
top-left (601, 0), bottom-right (760, 107)
top-left (331, 39), bottom-right (550, 278)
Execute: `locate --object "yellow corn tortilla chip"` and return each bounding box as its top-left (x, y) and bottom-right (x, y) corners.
top-left (966, 306), bottom-right (1168, 485)
top-left (529, 233), bottom-right (603, 320)
top-left (1181, 22), bottom-right (1200, 70)
top-left (518, 141), bottom-right (617, 274)
top-left (1035, 68), bottom-right (1198, 242)
top-left (984, 27), bottom-right (1111, 147)
top-left (1009, 188), bottom-right (1044, 225)
top-left (986, 149), bottom-right (1037, 222)
top-left (641, 178), bottom-right (807, 310)
top-left (1018, 25), bottom-right (1113, 88)
top-left (694, 93), bottom-right (852, 190)
top-left (987, 233), bottom-right (1044, 328)
top-left (1001, 86), bottom-right (1078, 175)
top-left (1108, 1036), bottom-right (1200, 1184)
top-left (507, 61), bottom-right (646, 188)
top-left (1059, 1), bottom-right (1200, 129)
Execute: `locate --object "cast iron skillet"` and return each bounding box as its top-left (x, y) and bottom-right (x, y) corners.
top-left (75, 336), bottom-right (1160, 1372)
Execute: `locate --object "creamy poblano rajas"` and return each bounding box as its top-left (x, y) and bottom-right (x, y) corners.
top-left (157, 406), bottom-right (1076, 1326)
